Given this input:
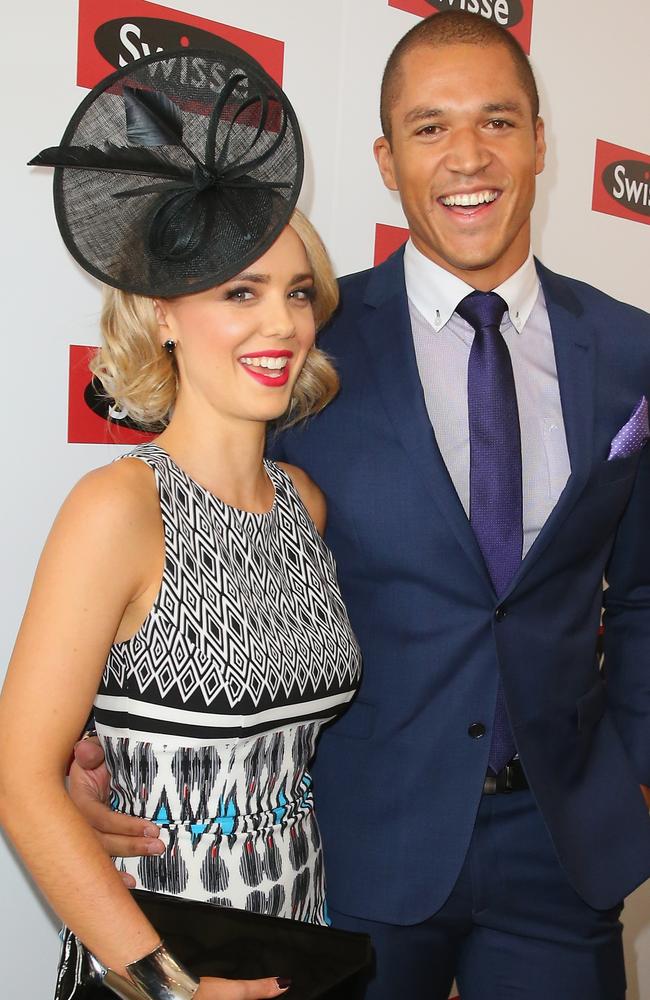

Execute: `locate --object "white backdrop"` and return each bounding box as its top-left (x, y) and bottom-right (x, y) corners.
top-left (1, 1), bottom-right (649, 996)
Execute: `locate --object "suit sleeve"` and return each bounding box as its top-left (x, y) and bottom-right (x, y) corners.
top-left (603, 437), bottom-right (650, 785)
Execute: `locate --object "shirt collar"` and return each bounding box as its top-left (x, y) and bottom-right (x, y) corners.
top-left (403, 239), bottom-right (539, 334)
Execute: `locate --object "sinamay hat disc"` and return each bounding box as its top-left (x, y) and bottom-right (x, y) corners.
top-left (31, 43), bottom-right (304, 297)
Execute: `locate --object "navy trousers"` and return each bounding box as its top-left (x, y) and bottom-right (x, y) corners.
top-left (330, 789), bottom-right (625, 1000)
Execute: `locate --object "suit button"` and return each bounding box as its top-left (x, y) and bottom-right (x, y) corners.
top-left (468, 722), bottom-right (486, 739)
top-left (495, 605), bottom-right (508, 621)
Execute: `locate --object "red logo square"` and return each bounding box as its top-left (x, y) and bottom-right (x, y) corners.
top-left (592, 140), bottom-right (650, 227)
top-left (374, 223), bottom-right (409, 265)
top-left (68, 345), bottom-right (154, 445)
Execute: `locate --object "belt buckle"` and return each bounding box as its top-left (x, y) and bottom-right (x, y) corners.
top-left (502, 760), bottom-right (516, 793)
top-left (483, 759), bottom-right (519, 795)
top-left (483, 772), bottom-right (497, 795)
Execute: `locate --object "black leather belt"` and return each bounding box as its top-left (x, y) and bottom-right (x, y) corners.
top-left (482, 758), bottom-right (529, 794)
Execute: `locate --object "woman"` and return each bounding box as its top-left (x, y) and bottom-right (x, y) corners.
top-left (0, 42), bottom-right (361, 1000)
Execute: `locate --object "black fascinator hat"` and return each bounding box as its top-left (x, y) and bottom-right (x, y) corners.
top-left (29, 42), bottom-right (304, 297)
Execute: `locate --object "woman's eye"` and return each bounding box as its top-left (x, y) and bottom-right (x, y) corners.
top-left (289, 287), bottom-right (316, 302)
top-left (226, 287), bottom-right (254, 302)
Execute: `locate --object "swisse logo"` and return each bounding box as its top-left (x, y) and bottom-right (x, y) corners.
top-left (425, 0), bottom-right (523, 28)
top-left (604, 162), bottom-right (650, 217)
top-left (78, 0), bottom-right (284, 90)
top-left (97, 29), bottom-right (251, 102)
top-left (96, 18), bottom-right (251, 69)
top-left (387, 0), bottom-right (534, 53)
top-left (68, 346), bottom-right (154, 445)
top-left (592, 140), bottom-right (650, 227)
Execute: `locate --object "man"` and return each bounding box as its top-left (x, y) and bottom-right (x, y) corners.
top-left (72, 12), bottom-right (650, 999)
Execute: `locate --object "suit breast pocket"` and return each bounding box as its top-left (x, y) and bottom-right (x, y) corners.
top-left (591, 451), bottom-right (642, 487)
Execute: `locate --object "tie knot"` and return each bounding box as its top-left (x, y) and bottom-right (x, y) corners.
top-left (456, 291), bottom-right (507, 333)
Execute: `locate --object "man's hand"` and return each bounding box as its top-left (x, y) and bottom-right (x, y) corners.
top-left (69, 737), bottom-right (165, 886)
top-left (641, 785), bottom-right (650, 810)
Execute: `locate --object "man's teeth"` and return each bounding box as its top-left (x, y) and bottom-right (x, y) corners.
top-left (240, 356), bottom-right (289, 370)
top-left (440, 191), bottom-right (499, 207)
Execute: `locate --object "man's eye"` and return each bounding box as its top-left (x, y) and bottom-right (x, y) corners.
top-left (486, 119), bottom-right (511, 130)
top-left (417, 125), bottom-right (442, 136)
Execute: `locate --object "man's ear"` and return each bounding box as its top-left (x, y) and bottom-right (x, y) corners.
top-left (373, 136), bottom-right (399, 192)
top-left (534, 117), bottom-right (546, 176)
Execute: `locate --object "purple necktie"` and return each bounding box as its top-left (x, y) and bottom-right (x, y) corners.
top-left (457, 291), bottom-right (522, 773)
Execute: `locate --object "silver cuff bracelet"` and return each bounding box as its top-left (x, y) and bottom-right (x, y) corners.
top-left (88, 944), bottom-right (199, 1000)
top-left (125, 942), bottom-right (200, 1000)
top-left (87, 952), bottom-right (150, 1000)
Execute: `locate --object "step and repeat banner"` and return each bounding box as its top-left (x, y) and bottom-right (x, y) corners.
top-left (1, 1), bottom-right (649, 996)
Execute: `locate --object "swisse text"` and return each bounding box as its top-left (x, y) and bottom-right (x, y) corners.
top-left (426, 0), bottom-right (523, 27)
top-left (143, 53), bottom-right (248, 98)
top-left (118, 22), bottom-right (162, 64)
top-left (603, 160), bottom-right (650, 217)
top-left (94, 18), bottom-right (244, 69)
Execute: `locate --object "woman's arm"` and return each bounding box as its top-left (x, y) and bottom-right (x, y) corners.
top-left (0, 461), bottom-right (164, 975)
top-left (0, 460), bottom-right (287, 999)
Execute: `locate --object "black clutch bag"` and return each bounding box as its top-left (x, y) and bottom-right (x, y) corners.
top-left (54, 890), bottom-right (372, 1000)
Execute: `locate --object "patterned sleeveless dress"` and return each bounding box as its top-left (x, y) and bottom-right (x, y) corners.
top-left (94, 443), bottom-right (362, 925)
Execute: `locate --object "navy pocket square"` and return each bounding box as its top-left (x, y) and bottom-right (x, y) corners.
top-left (608, 396), bottom-right (649, 460)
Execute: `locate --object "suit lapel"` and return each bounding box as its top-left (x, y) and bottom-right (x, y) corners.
top-left (501, 261), bottom-right (596, 598)
top-left (359, 250), bottom-right (493, 591)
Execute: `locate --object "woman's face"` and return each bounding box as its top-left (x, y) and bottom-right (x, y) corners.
top-left (155, 226), bottom-right (316, 426)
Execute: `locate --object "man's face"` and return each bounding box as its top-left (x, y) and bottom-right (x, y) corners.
top-left (374, 42), bottom-right (546, 289)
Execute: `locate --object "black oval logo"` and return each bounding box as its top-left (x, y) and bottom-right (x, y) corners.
top-left (95, 17), bottom-right (238, 68)
top-left (426, 0), bottom-right (523, 28)
top-left (84, 376), bottom-right (151, 432)
top-left (94, 19), bottom-right (251, 102)
top-left (602, 160), bottom-right (650, 218)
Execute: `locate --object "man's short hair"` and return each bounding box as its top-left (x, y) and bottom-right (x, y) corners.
top-left (380, 11), bottom-right (540, 140)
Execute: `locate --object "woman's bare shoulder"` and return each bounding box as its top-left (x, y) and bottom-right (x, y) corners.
top-left (51, 456), bottom-right (160, 561)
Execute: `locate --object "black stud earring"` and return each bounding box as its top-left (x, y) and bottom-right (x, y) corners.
top-left (163, 340), bottom-right (176, 354)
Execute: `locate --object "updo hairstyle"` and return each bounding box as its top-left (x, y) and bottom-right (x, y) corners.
top-left (90, 210), bottom-right (340, 430)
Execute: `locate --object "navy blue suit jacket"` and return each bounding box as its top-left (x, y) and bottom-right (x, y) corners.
top-left (270, 248), bottom-right (650, 923)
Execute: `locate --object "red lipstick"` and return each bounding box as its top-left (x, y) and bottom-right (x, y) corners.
top-left (238, 350), bottom-right (293, 388)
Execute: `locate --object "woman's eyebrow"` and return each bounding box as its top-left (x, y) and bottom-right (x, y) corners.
top-left (230, 272), bottom-right (270, 284)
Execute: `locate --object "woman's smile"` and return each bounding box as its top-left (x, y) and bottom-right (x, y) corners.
top-left (238, 350), bottom-right (294, 387)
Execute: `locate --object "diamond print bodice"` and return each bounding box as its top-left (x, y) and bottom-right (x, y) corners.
top-left (95, 444), bottom-right (361, 743)
top-left (92, 444), bottom-right (361, 922)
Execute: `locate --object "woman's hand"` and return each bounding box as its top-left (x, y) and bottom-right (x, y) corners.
top-left (195, 976), bottom-right (291, 998)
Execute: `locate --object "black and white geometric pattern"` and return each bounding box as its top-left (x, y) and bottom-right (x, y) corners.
top-left (93, 444), bottom-right (361, 923)
top-left (96, 444), bottom-right (360, 741)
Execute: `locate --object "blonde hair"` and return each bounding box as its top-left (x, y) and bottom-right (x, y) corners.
top-left (90, 209), bottom-right (340, 431)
